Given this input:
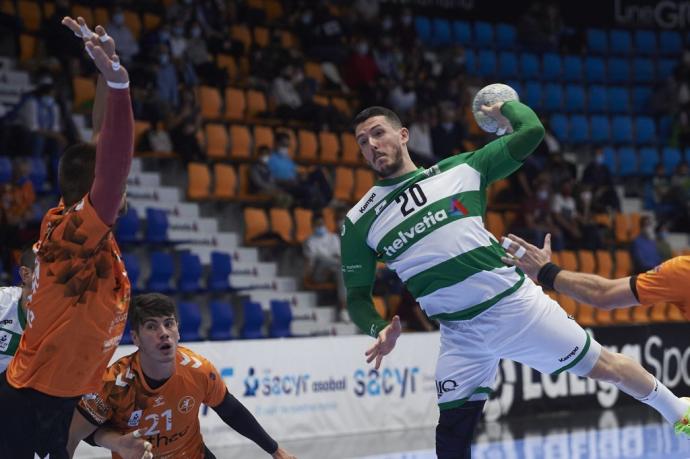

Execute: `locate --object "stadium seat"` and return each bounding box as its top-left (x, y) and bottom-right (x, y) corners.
top-left (0, 157), bottom-right (11, 184)
top-left (334, 167), bottom-right (354, 202)
top-left (634, 30), bottom-right (657, 55)
top-left (246, 89), bottom-right (268, 119)
top-left (607, 86), bottom-right (629, 114)
top-left (208, 251), bottom-right (232, 292)
top-left (638, 147), bottom-right (659, 176)
top-left (595, 250), bottom-right (613, 278)
top-left (660, 30), bottom-right (682, 56)
top-left (28, 157), bottom-right (47, 191)
top-left (72, 76), bottom-right (96, 111)
top-left (178, 251), bottom-right (202, 293)
top-left (253, 26), bottom-right (270, 47)
top-left (614, 249), bottom-right (632, 277)
top-left (122, 252), bottom-right (140, 293)
top-left (294, 208), bottom-right (313, 244)
top-left (474, 21), bottom-right (494, 46)
top-left (498, 51), bottom-right (518, 79)
top-left (608, 58), bottom-right (630, 84)
top-left (632, 86), bottom-right (652, 113)
top-left (297, 129), bottom-right (318, 162)
top-left (586, 28), bottom-right (608, 54)
top-left (253, 125), bottom-right (274, 154)
top-left (123, 10), bottom-right (141, 40)
top-left (662, 147), bottom-right (682, 173)
top-left (560, 251), bottom-right (578, 271)
top-left (569, 115), bottom-right (589, 145)
top-left (187, 162), bottom-right (211, 200)
top-left (484, 212), bottom-right (505, 239)
top-left (601, 147), bottom-right (616, 174)
top-left (589, 115), bottom-right (610, 144)
top-left (587, 86), bottom-right (607, 113)
top-left (431, 18), bottom-right (452, 46)
top-left (685, 148), bottom-right (690, 165)
top-left (341, 133), bottom-right (360, 165)
top-left (658, 59), bottom-right (677, 79)
top-left (477, 50), bottom-right (497, 77)
top-left (145, 208), bottom-right (169, 244)
top-left (523, 81), bottom-right (542, 110)
top-left (241, 300), bottom-right (265, 339)
top-left (617, 147), bottom-right (637, 177)
top-left (564, 85), bottom-right (585, 112)
top-left (505, 80), bottom-right (522, 98)
top-left (635, 117), bottom-right (657, 144)
top-left (199, 86), bottom-right (222, 120)
top-left (584, 57), bottom-right (606, 83)
top-left (213, 163), bottom-right (237, 200)
top-left (611, 116), bottom-right (633, 144)
top-left (633, 58), bottom-right (654, 83)
top-left (609, 29), bottom-right (632, 54)
top-left (143, 12), bottom-right (161, 31)
top-left (146, 251), bottom-right (174, 292)
top-left (178, 302), bottom-right (202, 342)
top-left (269, 207), bottom-right (294, 243)
top-left (558, 295), bottom-right (578, 318)
top-left (520, 53), bottom-right (540, 80)
top-left (115, 207), bottom-right (140, 243)
top-left (19, 34), bottom-right (36, 62)
top-left (549, 114), bottom-right (568, 142)
top-left (224, 87), bottom-right (246, 120)
top-left (322, 207), bottom-right (337, 233)
top-left (19, 0), bottom-right (42, 31)
top-left (319, 131), bottom-right (340, 164)
top-left (543, 83), bottom-right (563, 112)
top-left (205, 124), bottom-right (229, 159)
top-left (451, 20), bottom-right (472, 45)
top-left (562, 55), bottom-right (583, 82)
top-left (414, 17), bottom-right (432, 44)
top-left (244, 207), bottom-right (275, 245)
top-left (464, 49), bottom-right (476, 75)
top-left (230, 24), bottom-right (252, 50)
top-left (496, 23), bottom-right (516, 48)
top-left (269, 300), bottom-right (292, 338)
top-left (229, 125), bottom-right (251, 160)
top-left (354, 168), bottom-right (376, 201)
top-left (208, 301), bottom-right (234, 340)
top-left (578, 250), bottom-right (596, 274)
top-left (541, 53), bottom-right (562, 81)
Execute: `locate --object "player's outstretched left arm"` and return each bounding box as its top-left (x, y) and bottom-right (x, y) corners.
top-left (487, 101), bottom-right (545, 162)
top-left (211, 391), bottom-right (297, 458)
top-left (501, 233), bottom-right (637, 310)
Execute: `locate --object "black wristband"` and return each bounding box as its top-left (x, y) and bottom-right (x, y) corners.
top-left (537, 262), bottom-right (562, 290)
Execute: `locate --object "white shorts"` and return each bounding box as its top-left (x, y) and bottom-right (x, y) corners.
top-left (435, 278), bottom-right (601, 411)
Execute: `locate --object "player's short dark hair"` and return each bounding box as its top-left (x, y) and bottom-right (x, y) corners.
top-left (352, 106), bottom-right (402, 131)
top-left (19, 247), bottom-right (36, 271)
top-left (58, 143), bottom-right (96, 207)
top-left (129, 293), bottom-right (179, 332)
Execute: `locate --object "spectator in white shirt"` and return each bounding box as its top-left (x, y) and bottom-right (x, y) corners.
top-left (107, 8), bottom-right (139, 64)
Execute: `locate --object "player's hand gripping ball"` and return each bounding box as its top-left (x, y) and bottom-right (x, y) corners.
top-left (472, 83), bottom-right (519, 135)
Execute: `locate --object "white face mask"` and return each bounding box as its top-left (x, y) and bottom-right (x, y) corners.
top-left (191, 27), bottom-right (201, 38)
top-left (356, 43), bottom-right (369, 55)
top-left (314, 225), bottom-right (327, 236)
top-left (113, 13), bottom-right (124, 26)
top-left (537, 189), bottom-right (549, 200)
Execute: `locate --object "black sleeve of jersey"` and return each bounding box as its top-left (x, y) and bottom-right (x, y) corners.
top-left (211, 390), bottom-right (278, 454)
top-left (630, 275), bottom-right (640, 302)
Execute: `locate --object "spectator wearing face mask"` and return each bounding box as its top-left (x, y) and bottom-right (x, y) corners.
top-left (249, 146), bottom-right (293, 207)
top-left (156, 44), bottom-right (179, 112)
top-left (343, 39), bottom-right (379, 90)
top-left (185, 21), bottom-right (226, 88)
top-left (631, 216), bottom-right (663, 273)
top-left (169, 19), bottom-right (188, 59)
top-left (16, 75), bottom-right (66, 158)
top-left (106, 7), bottom-right (139, 64)
top-left (581, 147), bottom-right (621, 213)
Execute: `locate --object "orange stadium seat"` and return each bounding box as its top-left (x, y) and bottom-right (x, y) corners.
top-left (143, 13), bottom-right (161, 31)
top-left (595, 250), bottom-right (613, 278)
top-left (217, 54), bottom-right (239, 81)
top-left (187, 162), bottom-right (211, 200)
top-left (294, 208), bottom-right (313, 244)
top-left (133, 121), bottom-right (151, 150)
top-left (313, 95), bottom-right (330, 107)
top-left (373, 296), bottom-right (387, 319)
top-left (612, 306), bottom-right (631, 324)
top-left (72, 76), bottom-right (96, 111)
top-left (649, 303), bottom-right (668, 322)
top-left (503, 211), bottom-right (517, 231)
top-left (93, 7), bottom-right (109, 27)
top-left (19, 0), bottom-right (42, 32)
top-left (485, 212), bottom-right (505, 240)
top-left (334, 167), bottom-right (354, 202)
top-left (280, 30), bottom-right (297, 48)
top-left (297, 130), bottom-right (318, 162)
top-left (578, 250), bottom-right (596, 274)
top-left (331, 97), bottom-right (351, 117)
top-left (246, 89), bottom-right (267, 120)
top-left (577, 303), bottom-right (596, 327)
top-left (225, 88), bottom-right (246, 121)
top-left (123, 10), bottom-right (141, 39)
top-left (213, 163), bottom-right (237, 200)
top-left (341, 132), bottom-right (360, 165)
top-left (199, 86), bottom-right (222, 120)
top-left (560, 250), bottom-right (578, 271)
top-left (253, 125), bottom-right (274, 153)
top-left (269, 207), bottom-right (293, 243)
top-left (354, 168), bottom-right (375, 201)
top-left (304, 61), bottom-right (325, 85)
top-left (265, 0), bottom-right (284, 22)
top-left (244, 207), bottom-right (274, 245)
top-left (231, 25), bottom-right (252, 50)
top-left (628, 212), bottom-right (641, 239)
top-left (19, 34), bottom-right (36, 62)
top-left (71, 4), bottom-right (93, 26)
top-left (557, 295), bottom-right (578, 317)
top-left (593, 213), bottom-right (611, 228)
top-left (318, 131), bottom-right (340, 164)
top-left (487, 179), bottom-right (510, 204)
top-left (614, 249), bottom-right (632, 278)
top-left (1, 0), bottom-right (15, 15)
top-left (614, 213), bottom-right (630, 243)
top-left (253, 26), bottom-right (269, 47)
top-left (229, 125), bottom-right (252, 160)
top-left (322, 207), bottom-right (337, 233)
top-left (632, 305), bottom-right (650, 324)
top-left (205, 124), bottom-right (229, 159)
top-left (551, 251), bottom-right (562, 266)
top-left (667, 303), bottom-right (685, 321)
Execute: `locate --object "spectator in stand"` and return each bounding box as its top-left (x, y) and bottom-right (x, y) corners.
top-left (431, 104), bottom-right (466, 159)
top-left (509, 175), bottom-right (564, 251)
top-left (343, 39), bottom-right (379, 91)
top-left (631, 216), bottom-right (663, 273)
top-left (394, 8), bottom-right (417, 49)
top-left (185, 21), bottom-right (226, 88)
top-left (107, 8), bottom-right (139, 65)
top-left (249, 146), bottom-right (294, 208)
top-left (655, 221), bottom-right (673, 262)
top-left (581, 147), bottom-right (621, 213)
top-left (40, 0), bottom-right (84, 70)
top-left (546, 151), bottom-right (576, 190)
top-left (407, 108), bottom-right (437, 168)
top-left (373, 37), bottom-right (402, 81)
top-left (668, 161), bottom-right (690, 231)
top-left (168, 87), bottom-right (203, 163)
top-left (155, 44), bottom-right (179, 113)
top-left (140, 121), bottom-right (173, 153)
top-left (388, 79), bottom-right (417, 115)
top-left (0, 160), bottom-right (37, 275)
top-left (303, 214), bottom-right (346, 320)
top-left (551, 180), bottom-right (586, 249)
top-left (16, 75), bottom-right (66, 159)
top-left (441, 45), bottom-right (467, 80)
top-left (168, 19), bottom-right (188, 59)
top-left (307, 5), bottom-right (349, 64)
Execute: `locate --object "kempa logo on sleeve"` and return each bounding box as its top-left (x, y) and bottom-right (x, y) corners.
top-left (359, 193), bottom-right (377, 213)
top-left (382, 210), bottom-right (449, 257)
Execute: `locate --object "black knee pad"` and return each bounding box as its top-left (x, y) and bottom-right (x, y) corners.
top-left (436, 400), bottom-right (485, 459)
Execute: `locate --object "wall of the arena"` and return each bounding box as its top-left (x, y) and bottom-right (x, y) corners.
top-left (76, 323), bottom-right (689, 456)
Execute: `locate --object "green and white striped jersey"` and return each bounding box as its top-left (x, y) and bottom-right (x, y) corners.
top-left (341, 138), bottom-right (525, 321)
top-left (0, 286), bottom-right (26, 372)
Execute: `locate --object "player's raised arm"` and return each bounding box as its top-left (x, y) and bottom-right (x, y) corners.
top-left (490, 100), bottom-right (545, 161)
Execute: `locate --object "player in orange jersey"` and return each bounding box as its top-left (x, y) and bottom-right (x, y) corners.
top-left (500, 233), bottom-right (690, 320)
top-left (0, 17), bottom-right (134, 458)
top-left (67, 293), bottom-right (297, 459)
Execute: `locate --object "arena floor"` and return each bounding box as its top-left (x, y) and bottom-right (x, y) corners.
top-left (75, 404), bottom-right (690, 458)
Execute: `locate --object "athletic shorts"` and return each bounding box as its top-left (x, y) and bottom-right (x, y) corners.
top-left (0, 371), bottom-right (78, 458)
top-left (435, 278), bottom-right (602, 411)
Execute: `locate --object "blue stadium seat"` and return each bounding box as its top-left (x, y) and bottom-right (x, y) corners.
top-left (562, 55), bottom-right (583, 82)
top-left (432, 18), bottom-right (452, 46)
top-left (120, 321), bottom-right (133, 345)
top-left (586, 28), bottom-right (608, 54)
top-left (146, 251), bottom-right (174, 292)
top-left (590, 115), bottom-right (610, 144)
top-left (269, 300), bottom-right (292, 338)
top-left (478, 50), bottom-right (497, 77)
top-left (658, 115), bottom-right (673, 141)
top-left (474, 21), bottom-right (494, 46)
top-left (178, 301), bottom-right (202, 342)
top-left (549, 114), bottom-right (568, 142)
top-left (414, 17), bottom-right (432, 45)
top-left (208, 251), bottom-right (232, 292)
top-left (610, 29), bottom-right (632, 54)
top-left (208, 300), bottom-right (234, 340)
top-left (520, 53), bottom-right (540, 80)
top-left (524, 81), bottom-right (542, 110)
top-left (608, 58), bottom-right (630, 84)
top-left (28, 157), bottom-right (47, 192)
top-left (506, 80), bottom-right (523, 98)
top-left (607, 87), bottom-right (629, 114)
top-left (122, 252), bottom-right (140, 293)
top-left (660, 31), bottom-right (682, 56)
top-left (602, 147), bottom-right (617, 174)
top-left (638, 147), bottom-right (659, 176)
top-left (0, 157), bottom-right (10, 184)
top-left (452, 20), bottom-right (472, 45)
top-left (115, 206), bottom-right (140, 243)
top-left (542, 53), bottom-right (562, 81)
top-left (145, 208), bottom-right (169, 243)
top-left (634, 30), bottom-right (657, 55)
top-left (564, 85), bottom-right (585, 112)
top-left (498, 51), bottom-right (518, 78)
top-left (464, 49), bottom-right (476, 74)
top-left (633, 58), bottom-right (654, 83)
top-left (543, 83), bottom-right (563, 112)
top-left (635, 116), bottom-right (657, 144)
top-left (585, 57), bottom-right (606, 83)
top-left (611, 116), bottom-right (633, 144)
top-left (178, 251), bottom-right (202, 293)
top-left (662, 147), bottom-right (682, 173)
top-left (495, 23), bottom-right (516, 48)
top-left (569, 115), bottom-right (589, 144)
top-left (632, 86), bottom-right (652, 113)
top-left (685, 148), bottom-right (690, 165)
top-left (658, 59), bottom-right (677, 79)
top-left (617, 147), bottom-right (637, 177)
top-left (588, 86), bottom-right (607, 113)
top-left (241, 300), bottom-right (264, 339)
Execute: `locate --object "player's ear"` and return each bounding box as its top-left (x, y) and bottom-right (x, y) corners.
top-left (131, 329), bottom-right (140, 346)
top-left (400, 127), bottom-right (409, 145)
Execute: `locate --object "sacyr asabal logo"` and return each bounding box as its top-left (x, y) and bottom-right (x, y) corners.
top-left (178, 396), bottom-right (196, 414)
top-left (353, 366), bottom-right (420, 398)
top-left (230, 367), bottom-right (346, 398)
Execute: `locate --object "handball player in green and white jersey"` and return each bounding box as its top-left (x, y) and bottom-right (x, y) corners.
top-left (0, 248), bottom-right (35, 372)
top-left (341, 100), bottom-right (690, 458)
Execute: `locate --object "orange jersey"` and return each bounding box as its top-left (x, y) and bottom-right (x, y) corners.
top-left (7, 194), bottom-right (130, 396)
top-left (79, 347), bottom-right (227, 459)
top-left (634, 255), bottom-right (690, 320)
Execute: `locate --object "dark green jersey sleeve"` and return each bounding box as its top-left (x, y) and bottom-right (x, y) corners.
top-left (340, 216), bottom-right (388, 337)
top-left (464, 101), bottom-right (545, 184)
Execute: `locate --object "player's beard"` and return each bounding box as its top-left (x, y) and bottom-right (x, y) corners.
top-left (374, 144), bottom-right (404, 178)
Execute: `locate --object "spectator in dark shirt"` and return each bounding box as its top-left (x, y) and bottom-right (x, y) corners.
top-left (631, 216), bottom-right (663, 273)
top-left (431, 105), bottom-right (466, 159)
top-left (581, 147), bottom-right (621, 212)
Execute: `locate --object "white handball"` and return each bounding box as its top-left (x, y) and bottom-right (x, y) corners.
top-left (472, 83), bottom-right (519, 135)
